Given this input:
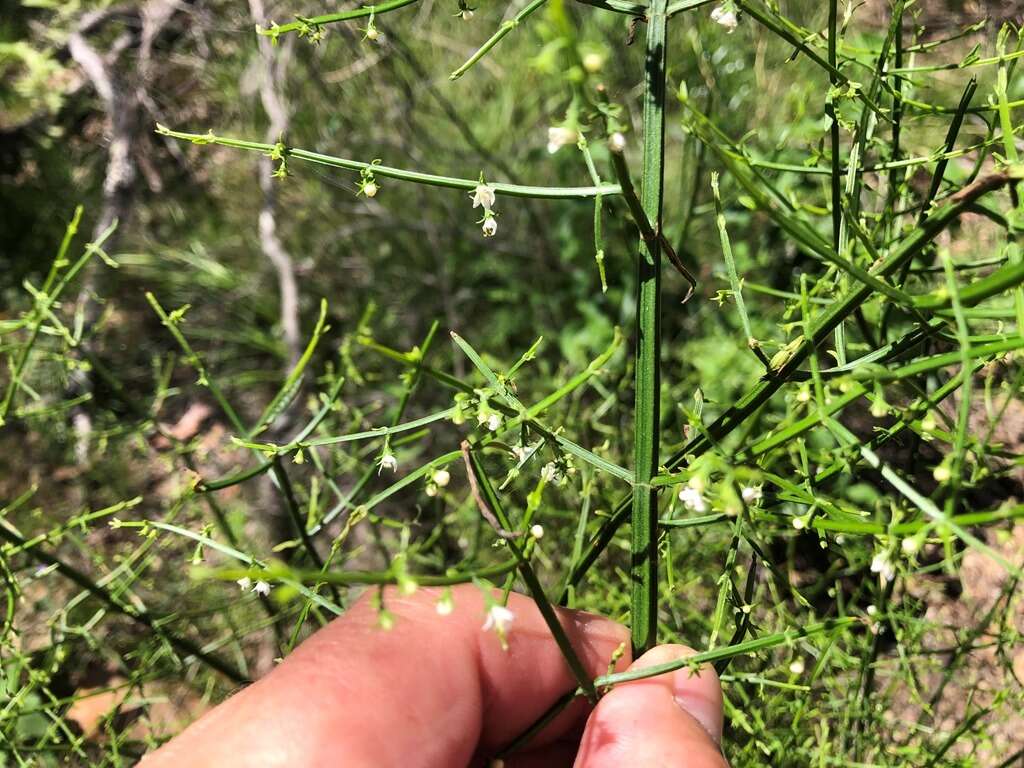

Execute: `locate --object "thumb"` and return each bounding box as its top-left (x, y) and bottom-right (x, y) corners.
top-left (573, 644), bottom-right (728, 768)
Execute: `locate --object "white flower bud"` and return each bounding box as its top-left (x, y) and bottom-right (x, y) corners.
top-left (711, 5), bottom-right (738, 32)
top-left (678, 486), bottom-right (707, 513)
top-left (547, 126), bottom-right (579, 154)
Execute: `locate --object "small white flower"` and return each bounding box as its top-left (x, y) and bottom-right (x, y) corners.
top-left (432, 469), bottom-right (451, 487)
top-left (547, 126), bottom-right (578, 154)
top-left (788, 658), bottom-right (805, 675)
top-left (485, 412), bottom-right (501, 431)
top-left (253, 580), bottom-right (272, 596)
top-left (608, 132), bottom-right (627, 153)
top-left (866, 604), bottom-right (878, 617)
top-left (425, 484), bottom-right (439, 497)
top-left (541, 462), bottom-right (559, 483)
top-left (530, 524), bottom-right (544, 539)
top-left (512, 444), bottom-right (529, 462)
top-left (582, 53), bottom-right (604, 73)
top-left (711, 5), bottom-right (738, 32)
top-left (482, 217), bottom-right (498, 237)
top-left (792, 516), bottom-right (807, 530)
top-left (362, 181), bottom-right (378, 198)
top-left (459, 8), bottom-right (474, 20)
top-left (741, 485), bottom-right (762, 504)
top-left (378, 451), bottom-right (398, 474)
top-left (482, 604), bottom-right (516, 634)
top-left (471, 183), bottom-right (497, 213)
top-left (678, 485), bottom-right (707, 513)
top-left (436, 592), bottom-right (454, 615)
top-left (901, 536), bottom-right (921, 555)
top-left (870, 551), bottom-right (895, 583)
top-left (236, 577), bottom-right (252, 591)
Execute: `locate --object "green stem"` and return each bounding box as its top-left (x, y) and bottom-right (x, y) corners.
top-left (597, 618), bottom-right (857, 686)
top-left (257, 0), bottom-right (418, 39)
top-left (827, 0), bottom-right (841, 249)
top-left (156, 127), bottom-right (620, 199)
top-left (574, 0), bottom-right (648, 15)
top-left (213, 558), bottom-right (519, 587)
top-left (630, 0), bottom-right (668, 657)
top-left (450, 0), bottom-right (548, 80)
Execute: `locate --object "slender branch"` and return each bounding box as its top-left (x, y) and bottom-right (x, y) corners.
top-left (257, 0), bottom-right (419, 39)
top-left (156, 127), bottom-right (621, 199)
top-left (450, 0), bottom-right (548, 80)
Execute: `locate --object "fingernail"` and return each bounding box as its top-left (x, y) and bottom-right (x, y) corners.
top-left (671, 665), bottom-right (724, 745)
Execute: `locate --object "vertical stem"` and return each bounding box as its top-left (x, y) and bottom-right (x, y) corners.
top-left (631, 0), bottom-right (668, 657)
top-left (887, 1), bottom-right (904, 206)
top-left (827, 0), bottom-right (840, 247)
top-left (827, 0), bottom-right (845, 363)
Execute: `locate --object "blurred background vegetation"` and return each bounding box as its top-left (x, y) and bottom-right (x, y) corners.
top-left (3, 0), bottom-right (1024, 765)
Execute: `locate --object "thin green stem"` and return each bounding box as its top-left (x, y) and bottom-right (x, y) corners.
top-left (156, 127), bottom-right (620, 199)
top-left (574, 0), bottom-right (648, 16)
top-left (596, 618), bottom-right (857, 686)
top-left (257, 0), bottom-right (418, 39)
top-left (630, 0), bottom-right (668, 657)
top-left (827, 0), bottom-right (841, 250)
top-left (450, 0), bottom-right (548, 80)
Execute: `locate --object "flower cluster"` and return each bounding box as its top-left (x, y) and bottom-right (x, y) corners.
top-left (425, 468), bottom-right (451, 497)
top-left (358, 161), bottom-right (381, 198)
top-left (711, 3), bottom-right (739, 33)
top-left (378, 439), bottom-right (398, 474)
top-left (678, 484), bottom-right (707, 513)
top-left (237, 576), bottom-right (272, 596)
top-left (678, 476), bottom-right (762, 514)
top-left (471, 178), bottom-right (498, 237)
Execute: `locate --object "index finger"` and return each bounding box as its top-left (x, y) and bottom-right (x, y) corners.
top-left (142, 584), bottom-right (630, 767)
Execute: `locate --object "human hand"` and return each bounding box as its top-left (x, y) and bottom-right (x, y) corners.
top-left (141, 585), bottom-right (726, 767)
